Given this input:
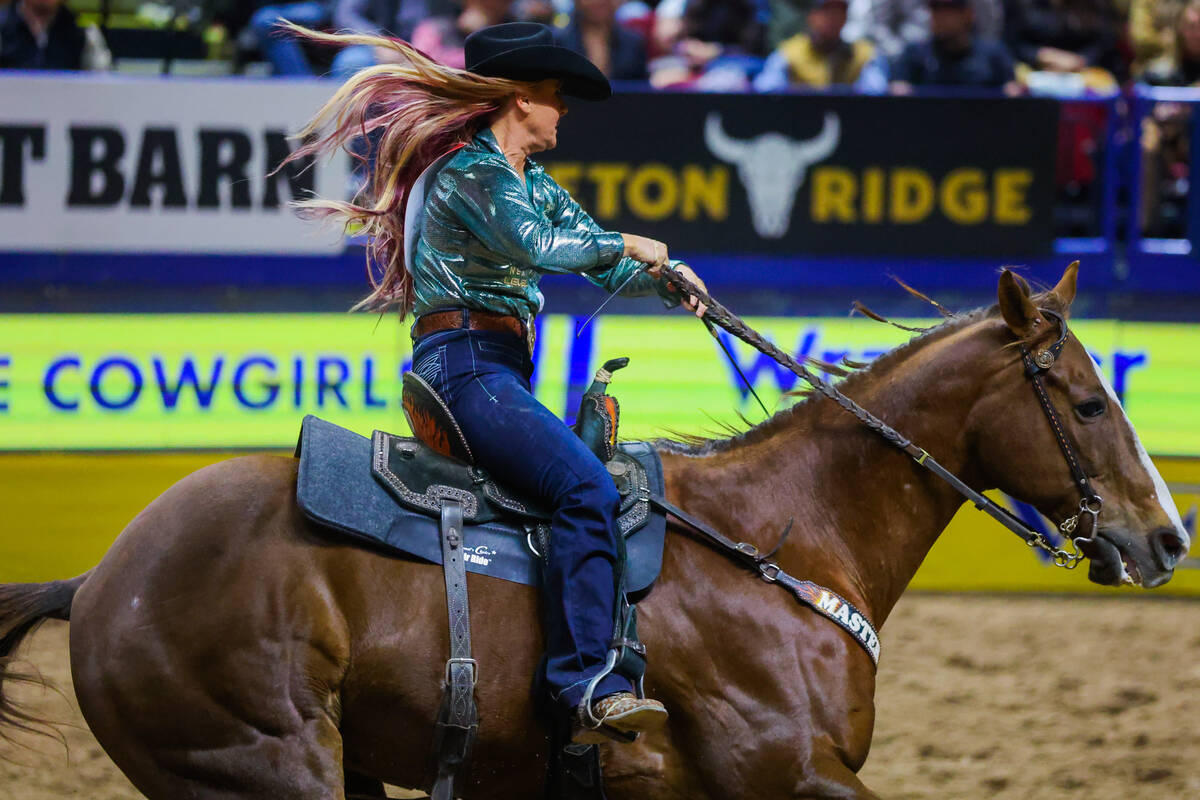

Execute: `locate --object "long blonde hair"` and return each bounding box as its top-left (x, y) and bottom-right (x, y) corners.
top-left (280, 23), bottom-right (523, 316)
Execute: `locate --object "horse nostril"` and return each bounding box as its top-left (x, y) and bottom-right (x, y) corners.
top-left (1152, 528), bottom-right (1188, 570)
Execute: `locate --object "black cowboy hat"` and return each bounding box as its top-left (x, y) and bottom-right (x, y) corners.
top-left (465, 22), bottom-right (611, 101)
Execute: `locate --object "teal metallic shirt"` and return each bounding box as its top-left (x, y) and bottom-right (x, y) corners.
top-left (410, 128), bottom-right (678, 322)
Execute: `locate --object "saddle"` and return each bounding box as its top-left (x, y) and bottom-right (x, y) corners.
top-left (294, 357), bottom-right (665, 800)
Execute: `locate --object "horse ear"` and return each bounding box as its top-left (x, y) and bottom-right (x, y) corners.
top-left (1049, 260), bottom-right (1079, 311)
top-left (1012, 273), bottom-right (1032, 297)
top-left (998, 269), bottom-right (1040, 337)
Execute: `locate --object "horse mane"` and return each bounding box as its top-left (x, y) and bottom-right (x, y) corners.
top-left (656, 268), bottom-right (1075, 457)
top-left (656, 294), bottom-right (1013, 457)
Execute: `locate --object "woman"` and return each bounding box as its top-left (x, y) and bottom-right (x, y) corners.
top-left (283, 21), bottom-right (706, 739)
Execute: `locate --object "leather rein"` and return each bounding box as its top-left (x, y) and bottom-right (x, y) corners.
top-left (648, 267), bottom-right (1102, 663)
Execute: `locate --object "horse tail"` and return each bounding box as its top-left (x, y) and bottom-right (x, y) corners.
top-left (0, 573), bottom-right (88, 741)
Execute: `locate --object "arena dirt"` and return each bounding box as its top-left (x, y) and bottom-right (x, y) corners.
top-left (3, 593), bottom-right (1198, 799)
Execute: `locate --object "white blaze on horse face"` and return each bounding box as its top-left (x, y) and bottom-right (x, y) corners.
top-left (1088, 356), bottom-right (1189, 546)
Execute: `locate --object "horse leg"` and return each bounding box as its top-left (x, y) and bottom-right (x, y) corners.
top-left (64, 456), bottom-right (358, 800)
top-left (73, 658), bottom-right (352, 800)
top-left (793, 757), bottom-right (884, 800)
top-left (345, 770), bottom-right (389, 799)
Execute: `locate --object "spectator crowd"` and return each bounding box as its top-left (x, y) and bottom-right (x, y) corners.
top-left (0, 0), bottom-right (1196, 97)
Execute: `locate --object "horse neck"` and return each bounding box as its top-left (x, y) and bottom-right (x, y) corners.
top-left (667, 317), bottom-right (1001, 629)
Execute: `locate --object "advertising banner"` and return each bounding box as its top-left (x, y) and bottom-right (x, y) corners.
top-left (541, 93), bottom-right (1060, 257)
top-left (1, 76), bottom-right (1058, 259)
top-left (0, 74), bottom-right (348, 255)
top-left (0, 313), bottom-right (1196, 454)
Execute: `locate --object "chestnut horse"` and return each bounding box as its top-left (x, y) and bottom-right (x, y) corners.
top-left (0, 265), bottom-right (1189, 799)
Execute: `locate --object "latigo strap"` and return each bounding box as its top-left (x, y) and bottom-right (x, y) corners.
top-left (429, 499), bottom-right (478, 800)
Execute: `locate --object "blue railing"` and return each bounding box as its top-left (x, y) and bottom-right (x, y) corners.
top-left (1127, 85), bottom-right (1200, 292)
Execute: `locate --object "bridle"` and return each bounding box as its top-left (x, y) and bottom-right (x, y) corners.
top-left (658, 265), bottom-right (1098, 570)
top-left (1016, 307), bottom-right (1103, 553)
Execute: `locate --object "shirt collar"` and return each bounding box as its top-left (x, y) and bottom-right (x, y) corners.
top-left (475, 127), bottom-right (543, 176)
top-left (475, 127), bottom-right (504, 155)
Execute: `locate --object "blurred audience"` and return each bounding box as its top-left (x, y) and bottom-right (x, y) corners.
top-left (844, 0), bottom-right (925, 59)
top-left (249, 1), bottom-right (336, 76)
top-left (766, 0), bottom-right (810, 50)
top-left (650, 0), bottom-right (767, 89)
top-left (332, 0), bottom-right (453, 78)
top-left (1129, 0), bottom-right (1187, 76)
top-left (410, 0), bottom-right (515, 69)
top-left (889, 0), bottom-right (1016, 92)
top-left (1138, 1), bottom-right (1200, 237)
top-left (1142, 0), bottom-right (1200, 86)
top-left (0, 0), bottom-right (84, 69)
top-left (754, 0), bottom-right (883, 91)
top-left (843, 0), bottom-right (1002, 59)
top-left (1005, 0), bottom-right (1126, 93)
top-left (514, 0), bottom-right (557, 25)
top-left (681, 0), bottom-right (767, 56)
top-left (554, 0), bottom-right (648, 80)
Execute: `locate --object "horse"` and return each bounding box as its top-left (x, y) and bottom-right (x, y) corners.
top-left (0, 264), bottom-right (1189, 799)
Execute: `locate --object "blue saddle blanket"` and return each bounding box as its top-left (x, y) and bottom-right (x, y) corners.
top-left (293, 415), bottom-right (668, 593)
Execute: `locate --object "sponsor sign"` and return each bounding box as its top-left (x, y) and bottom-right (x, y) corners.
top-left (0, 76), bottom-right (1058, 259)
top-left (0, 314), bottom-right (1197, 455)
top-left (0, 74), bottom-right (348, 254)
top-left (541, 93), bottom-right (1059, 257)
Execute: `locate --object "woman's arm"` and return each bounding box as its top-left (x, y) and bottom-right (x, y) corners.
top-left (545, 175), bottom-right (709, 315)
top-left (542, 174), bottom-right (680, 302)
top-left (441, 157), bottom-right (627, 272)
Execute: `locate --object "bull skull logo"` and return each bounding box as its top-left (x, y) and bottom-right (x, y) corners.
top-left (705, 112), bottom-right (841, 239)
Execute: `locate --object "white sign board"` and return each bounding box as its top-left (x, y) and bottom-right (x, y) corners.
top-left (0, 73), bottom-right (350, 255)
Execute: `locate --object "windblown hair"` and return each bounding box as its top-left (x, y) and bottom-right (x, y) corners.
top-left (279, 23), bottom-right (524, 317)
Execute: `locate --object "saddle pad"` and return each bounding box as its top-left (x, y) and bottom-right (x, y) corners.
top-left (294, 415), bottom-right (668, 593)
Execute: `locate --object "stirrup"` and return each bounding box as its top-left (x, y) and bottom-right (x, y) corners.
top-left (577, 650), bottom-right (620, 728)
top-left (573, 691), bottom-right (667, 746)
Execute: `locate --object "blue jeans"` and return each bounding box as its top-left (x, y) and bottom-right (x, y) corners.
top-left (411, 328), bottom-right (632, 710)
top-left (249, 2), bottom-right (331, 77)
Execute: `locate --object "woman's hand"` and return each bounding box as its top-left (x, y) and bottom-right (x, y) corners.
top-left (620, 234), bottom-right (706, 317)
top-left (621, 233), bottom-right (669, 267)
top-left (662, 262), bottom-right (708, 319)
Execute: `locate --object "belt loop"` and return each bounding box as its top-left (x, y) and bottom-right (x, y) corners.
top-left (460, 308), bottom-right (469, 330)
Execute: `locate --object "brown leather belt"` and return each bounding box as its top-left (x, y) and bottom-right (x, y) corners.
top-left (412, 308), bottom-right (533, 352)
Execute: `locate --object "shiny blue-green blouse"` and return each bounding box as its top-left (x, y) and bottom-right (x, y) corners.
top-left (410, 128), bottom-right (678, 321)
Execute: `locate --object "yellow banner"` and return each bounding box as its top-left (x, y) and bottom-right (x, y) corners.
top-left (1, 314), bottom-right (1198, 454)
top-left (1, 451), bottom-right (1196, 594)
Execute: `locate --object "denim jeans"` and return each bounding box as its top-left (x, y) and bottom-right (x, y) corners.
top-left (411, 328), bottom-right (632, 710)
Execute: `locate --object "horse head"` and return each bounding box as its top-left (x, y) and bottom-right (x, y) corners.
top-left (970, 263), bottom-right (1189, 588)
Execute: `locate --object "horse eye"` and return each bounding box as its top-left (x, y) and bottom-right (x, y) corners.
top-left (1075, 398), bottom-right (1106, 420)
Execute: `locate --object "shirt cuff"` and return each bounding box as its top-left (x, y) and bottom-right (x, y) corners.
top-left (594, 232), bottom-right (625, 266)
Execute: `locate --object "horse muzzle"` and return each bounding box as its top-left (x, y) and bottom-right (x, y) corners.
top-left (1080, 529), bottom-right (1180, 589)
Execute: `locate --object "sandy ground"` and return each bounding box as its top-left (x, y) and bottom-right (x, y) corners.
top-left (2, 594), bottom-right (1198, 799)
